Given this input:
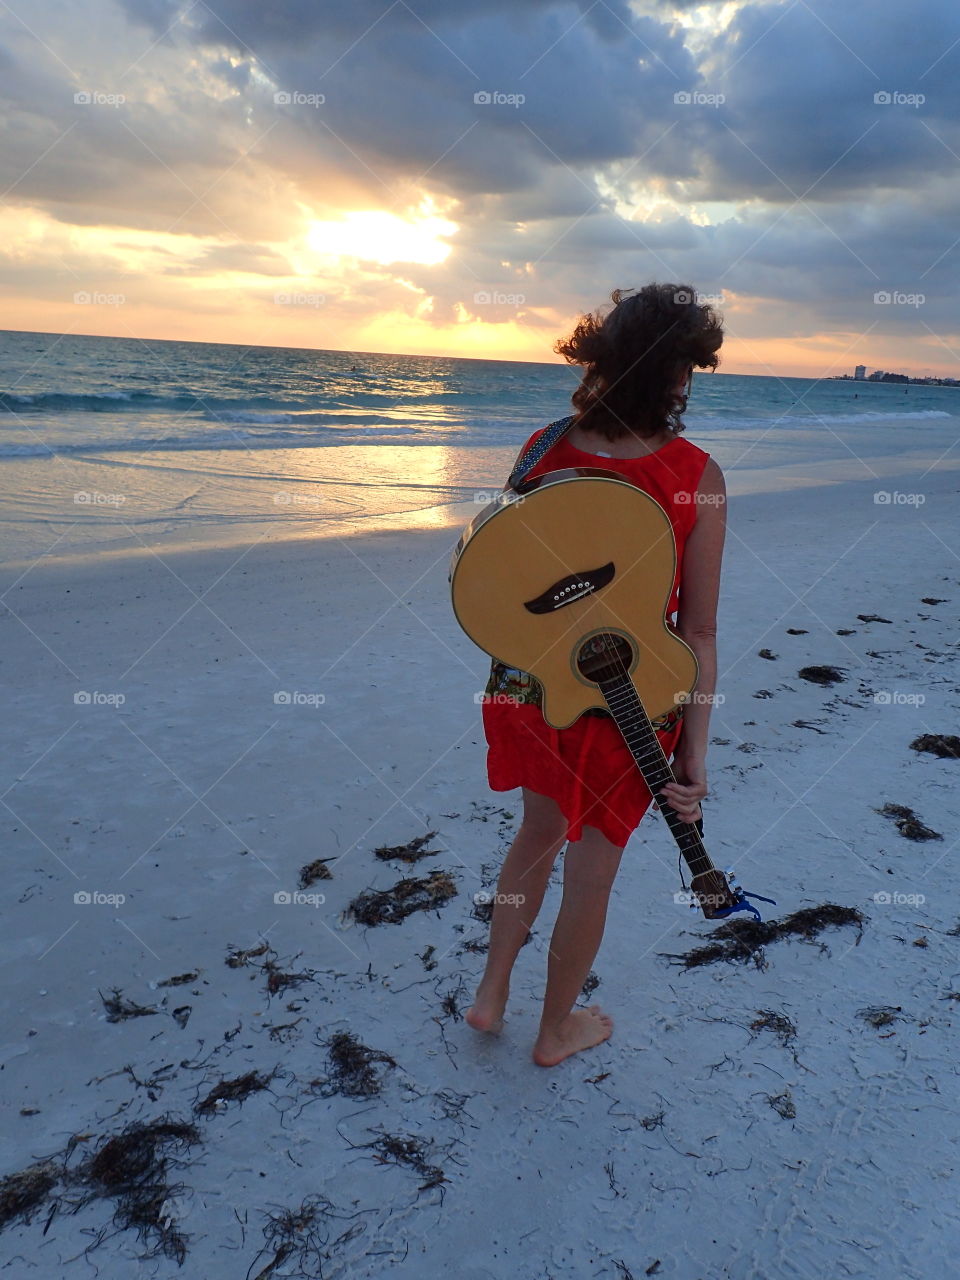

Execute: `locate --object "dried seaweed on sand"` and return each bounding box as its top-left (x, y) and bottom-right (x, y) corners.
top-left (876, 802), bottom-right (942, 841)
top-left (798, 665), bottom-right (846, 686)
top-left (910, 733), bottom-right (960, 760)
top-left (373, 831), bottom-right (440, 863)
top-left (196, 1070), bottom-right (277, 1116)
top-left (661, 903), bottom-right (865, 970)
top-left (310, 1030), bottom-right (397, 1098)
top-left (298, 858), bottom-right (333, 887)
top-left (348, 869), bottom-right (457, 926)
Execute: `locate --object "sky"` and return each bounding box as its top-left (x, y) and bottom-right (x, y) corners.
top-left (1, 0), bottom-right (958, 377)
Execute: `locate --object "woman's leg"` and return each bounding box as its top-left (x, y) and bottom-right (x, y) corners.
top-left (532, 824), bottom-right (624, 1067)
top-left (465, 789), bottom-right (569, 1032)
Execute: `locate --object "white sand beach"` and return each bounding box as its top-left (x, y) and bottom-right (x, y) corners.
top-left (2, 442), bottom-right (959, 1278)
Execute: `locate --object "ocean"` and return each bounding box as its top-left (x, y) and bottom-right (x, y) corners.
top-left (1, 328), bottom-right (956, 564)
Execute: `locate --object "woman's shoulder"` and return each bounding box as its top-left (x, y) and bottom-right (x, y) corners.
top-left (674, 436), bottom-right (724, 481)
top-left (674, 434), bottom-right (711, 462)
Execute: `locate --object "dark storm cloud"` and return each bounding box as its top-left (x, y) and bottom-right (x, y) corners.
top-left (108, 0), bottom-right (960, 202)
top-left (115, 0), bottom-right (701, 194)
top-left (688, 0), bottom-right (960, 201)
top-left (10, 0), bottom-right (958, 221)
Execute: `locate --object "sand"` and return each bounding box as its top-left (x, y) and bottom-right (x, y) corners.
top-left (1, 460), bottom-right (959, 1278)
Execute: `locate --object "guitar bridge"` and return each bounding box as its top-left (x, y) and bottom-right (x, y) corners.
top-left (524, 562), bottom-right (615, 614)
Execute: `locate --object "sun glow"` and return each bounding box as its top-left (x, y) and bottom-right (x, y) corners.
top-left (306, 208), bottom-right (458, 266)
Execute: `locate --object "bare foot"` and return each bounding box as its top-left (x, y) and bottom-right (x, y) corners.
top-left (532, 1005), bottom-right (613, 1067)
top-left (465, 981), bottom-right (509, 1033)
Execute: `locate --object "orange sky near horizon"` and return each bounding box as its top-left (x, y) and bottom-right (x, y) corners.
top-left (5, 302), bottom-right (951, 382)
top-left (1, 199), bottom-right (953, 382)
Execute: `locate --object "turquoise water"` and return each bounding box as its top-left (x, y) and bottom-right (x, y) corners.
top-left (1, 329), bottom-right (957, 563)
top-left (1, 328), bottom-right (955, 456)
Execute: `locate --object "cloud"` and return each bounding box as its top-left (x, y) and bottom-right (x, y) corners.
top-left (163, 242), bottom-right (294, 276)
top-left (1, 0), bottom-right (958, 368)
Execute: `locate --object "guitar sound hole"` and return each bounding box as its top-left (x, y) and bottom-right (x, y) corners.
top-left (576, 632), bottom-right (634, 685)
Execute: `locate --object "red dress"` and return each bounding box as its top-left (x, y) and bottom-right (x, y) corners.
top-left (481, 427), bottom-right (711, 847)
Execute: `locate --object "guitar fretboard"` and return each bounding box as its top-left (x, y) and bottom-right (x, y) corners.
top-left (599, 674), bottom-right (715, 881)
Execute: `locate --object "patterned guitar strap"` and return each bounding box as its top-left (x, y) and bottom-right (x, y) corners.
top-left (506, 414), bottom-right (577, 491)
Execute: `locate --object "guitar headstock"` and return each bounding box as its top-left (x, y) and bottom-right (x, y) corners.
top-left (689, 869), bottom-right (742, 919)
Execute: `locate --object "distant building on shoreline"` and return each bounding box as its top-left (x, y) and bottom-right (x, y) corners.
top-left (832, 364), bottom-right (958, 387)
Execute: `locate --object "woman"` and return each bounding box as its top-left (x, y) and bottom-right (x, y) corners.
top-left (465, 283), bottom-right (726, 1066)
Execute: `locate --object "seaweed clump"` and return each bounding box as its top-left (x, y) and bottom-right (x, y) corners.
top-left (100, 989), bottom-right (161, 1022)
top-left (859, 1005), bottom-right (903, 1029)
top-left (75, 1118), bottom-right (202, 1264)
top-left (373, 832), bottom-right (440, 863)
top-left (876, 803), bottom-right (942, 841)
top-left (750, 1009), bottom-right (797, 1048)
top-left (249, 1196), bottom-right (345, 1280)
top-left (0, 1161), bottom-right (59, 1230)
top-left (311, 1031), bottom-right (397, 1099)
top-left (910, 734), bottom-right (960, 760)
top-left (299, 858), bottom-right (333, 887)
top-left (195, 1070), bottom-right (276, 1117)
top-left (662, 903), bottom-right (865, 971)
top-left (798, 665), bottom-right (846, 686)
top-left (349, 869), bottom-right (457, 926)
top-left (0, 1118), bottom-right (203, 1264)
top-left (765, 1090), bottom-right (797, 1120)
top-left (223, 941), bottom-right (315, 996)
top-left (370, 1133), bottom-right (446, 1191)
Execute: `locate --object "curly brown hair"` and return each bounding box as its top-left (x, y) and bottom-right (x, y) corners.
top-left (553, 283), bottom-right (724, 441)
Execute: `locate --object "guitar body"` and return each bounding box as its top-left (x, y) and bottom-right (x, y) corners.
top-left (451, 468), bottom-right (698, 727)
top-left (450, 465), bottom-right (774, 922)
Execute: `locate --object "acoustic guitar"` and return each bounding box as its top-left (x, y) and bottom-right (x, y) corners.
top-left (450, 466), bottom-right (774, 921)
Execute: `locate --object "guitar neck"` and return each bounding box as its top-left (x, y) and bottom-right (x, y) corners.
top-left (598, 674), bottom-right (715, 881)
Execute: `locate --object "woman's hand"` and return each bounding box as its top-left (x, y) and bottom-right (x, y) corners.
top-left (656, 753), bottom-right (708, 825)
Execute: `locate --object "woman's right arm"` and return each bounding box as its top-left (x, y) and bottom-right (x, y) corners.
top-left (673, 456), bottom-right (727, 758)
top-left (657, 457), bottom-right (726, 823)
